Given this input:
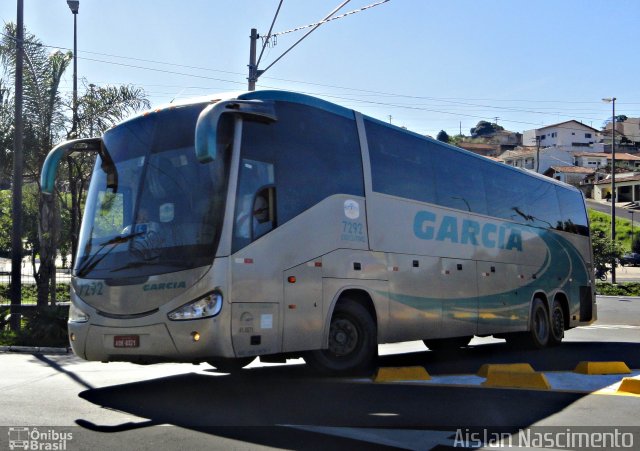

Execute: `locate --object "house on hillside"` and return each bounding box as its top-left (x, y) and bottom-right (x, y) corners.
top-left (593, 173), bottom-right (640, 204)
top-left (500, 120), bottom-right (602, 174)
top-left (522, 120), bottom-right (599, 148)
top-left (498, 146), bottom-right (573, 173)
top-left (543, 166), bottom-right (594, 187)
top-left (604, 117), bottom-right (640, 148)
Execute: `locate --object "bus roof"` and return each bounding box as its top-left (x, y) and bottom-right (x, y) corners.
top-left (120, 89), bottom-right (581, 195)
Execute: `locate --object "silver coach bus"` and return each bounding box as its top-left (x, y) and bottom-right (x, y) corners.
top-left (41, 90), bottom-right (596, 373)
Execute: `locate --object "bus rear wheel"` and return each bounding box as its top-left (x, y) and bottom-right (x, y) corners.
top-left (504, 298), bottom-right (551, 349)
top-left (305, 298), bottom-right (377, 375)
top-left (424, 336), bottom-right (472, 352)
top-left (207, 357), bottom-right (255, 373)
top-left (549, 299), bottom-right (565, 346)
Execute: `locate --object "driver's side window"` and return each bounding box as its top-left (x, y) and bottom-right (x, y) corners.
top-left (233, 159), bottom-right (276, 251)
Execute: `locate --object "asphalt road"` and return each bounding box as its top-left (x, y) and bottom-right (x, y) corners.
top-left (1, 296), bottom-right (639, 450)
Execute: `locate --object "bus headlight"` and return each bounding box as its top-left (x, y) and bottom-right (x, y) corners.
top-left (168, 291), bottom-right (223, 321)
top-left (69, 303), bottom-right (89, 323)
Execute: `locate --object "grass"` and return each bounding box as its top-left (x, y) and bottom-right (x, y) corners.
top-left (589, 208), bottom-right (635, 252)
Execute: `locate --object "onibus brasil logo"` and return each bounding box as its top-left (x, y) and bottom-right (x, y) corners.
top-left (8, 427), bottom-right (73, 450)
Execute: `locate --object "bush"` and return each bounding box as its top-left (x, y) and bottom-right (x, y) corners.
top-left (0, 283), bottom-right (70, 304)
top-left (595, 281), bottom-right (640, 296)
top-left (17, 305), bottom-right (69, 347)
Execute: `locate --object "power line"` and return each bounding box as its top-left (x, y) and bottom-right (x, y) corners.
top-left (270, 0), bottom-right (390, 37)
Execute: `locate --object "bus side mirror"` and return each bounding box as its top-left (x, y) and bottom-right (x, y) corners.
top-left (41, 138), bottom-right (103, 194)
top-left (195, 100), bottom-right (277, 163)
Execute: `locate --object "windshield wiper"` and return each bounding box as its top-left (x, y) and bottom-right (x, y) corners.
top-left (76, 232), bottom-right (146, 278)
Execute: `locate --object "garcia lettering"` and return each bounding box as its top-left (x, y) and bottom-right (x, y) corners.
top-left (414, 210), bottom-right (523, 252)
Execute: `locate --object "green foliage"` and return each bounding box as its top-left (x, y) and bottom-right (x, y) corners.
top-left (0, 283), bottom-right (70, 305)
top-left (436, 130), bottom-right (450, 143)
top-left (589, 209), bottom-right (634, 251)
top-left (470, 120), bottom-right (504, 138)
top-left (18, 305), bottom-right (69, 347)
top-left (591, 232), bottom-right (625, 274)
top-left (0, 189), bottom-right (10, 256)
top-left (595, 281), bottom-right (640, 296)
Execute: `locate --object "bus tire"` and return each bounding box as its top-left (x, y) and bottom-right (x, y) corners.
top-left (549, 299), bottom-right (565, 346)
top-left (424, 336), bottom-right (472, 352)
top-left (525, 298), bottom-right (550, 349)
top-left (207, 357), bottom-right (255, 373)
top-left (305, 298), bottom-right (377, 375)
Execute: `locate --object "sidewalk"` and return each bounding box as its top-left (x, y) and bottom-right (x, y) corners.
top-left (611, 264), bottom-right (640, 282)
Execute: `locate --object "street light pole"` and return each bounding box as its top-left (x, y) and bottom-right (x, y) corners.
top-left (67, 1), bottom-right (79, 269)
top-left (67, 1), bottom-right (79, 136)
top-left (603, 97), bottom-right (617, 283)
top-left (631, 210), bottom-right (635, 250)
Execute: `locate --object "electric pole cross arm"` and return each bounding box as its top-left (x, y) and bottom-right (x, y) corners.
top-left (41, 138), bottom-right (103, 194)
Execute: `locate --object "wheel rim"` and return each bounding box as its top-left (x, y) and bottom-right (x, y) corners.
top-left (328, 317), bottom-right (359, 356)
top-left (533, 307), bottom-right (548, 342)
top-left (552, 306), bottom-right (564, 339)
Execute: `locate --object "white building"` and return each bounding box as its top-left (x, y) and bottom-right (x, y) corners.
top-left (522, 120), bottom-right (600, 148)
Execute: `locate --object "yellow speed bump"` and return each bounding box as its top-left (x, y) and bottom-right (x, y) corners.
top-left (617, 377), bottom-right (640, 395)
top-left (477, 363), bottom-right (535, 378)
top-left (373, 366), bottom-right (431, 383)
top-left (574, 361), bottom-right (631, 375)
top-left (482, 370), bottom-right (551, 390)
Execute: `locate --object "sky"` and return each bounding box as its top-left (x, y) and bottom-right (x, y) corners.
top-left (1, 0), bottom-right (639, 138)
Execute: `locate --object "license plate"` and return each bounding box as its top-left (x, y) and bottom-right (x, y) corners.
top-left (114, 335), bottom-right (139, 348)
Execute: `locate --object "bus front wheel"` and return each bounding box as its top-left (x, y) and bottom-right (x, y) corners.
top-left (207, 357), bottom-right (255, 373)
top-left (305, 299), bottom-right (377, 375)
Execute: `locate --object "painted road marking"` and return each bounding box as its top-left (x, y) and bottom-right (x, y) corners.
top-left (577, 324), bottom-right (640, 330)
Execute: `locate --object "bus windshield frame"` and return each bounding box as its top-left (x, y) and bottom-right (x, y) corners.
top-left (75, 103), bottom-right (233, 279)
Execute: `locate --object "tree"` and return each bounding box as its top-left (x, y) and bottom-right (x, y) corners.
top-left (591, 232), bottom-right (624, 275)
top-left (0, 79), bottom-right (13, 187)
top-left (436, 130), bottom-right (450, 143)
top-left (470, 120), bottom-right (504, 138)
top-left (0, 23), bottom-right (149, 306)
top-left (1, 24), bottom-right (72, 305)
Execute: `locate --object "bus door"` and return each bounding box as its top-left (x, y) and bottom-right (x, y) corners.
top-left (282, 261), bottom-right (324, 352)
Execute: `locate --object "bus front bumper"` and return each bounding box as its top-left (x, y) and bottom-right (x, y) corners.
top-left (68, 316), bottom-right (234, 363)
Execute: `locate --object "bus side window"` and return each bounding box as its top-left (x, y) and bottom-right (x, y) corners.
top-left (252, 185), bottom-right (276, 240)
top-left (233, 159), bottom-right (275, 248)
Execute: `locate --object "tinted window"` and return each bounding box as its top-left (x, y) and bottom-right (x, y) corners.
top-left (237, 101), bottom-right (363, 251)
top-left (485, 165), bottom-right (562, 229)
top-left (367, 119), bottom-right (436, 204)
top-left (430, 146), bottom-right (488, 215)
top-left (556, 187), bottom-right (589, 235)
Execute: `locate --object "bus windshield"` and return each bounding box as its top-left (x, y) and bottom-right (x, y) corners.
top-left (75, 103), bottom-right (232, 279)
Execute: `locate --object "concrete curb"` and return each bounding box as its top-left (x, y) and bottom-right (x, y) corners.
top-left (596, 295), bottom-right (640, 300)
top-left (0, 345), bottom-right (71, 354)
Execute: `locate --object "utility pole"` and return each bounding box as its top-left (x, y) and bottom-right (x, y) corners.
top-left (535, 136), bottom-right (541, 173)
top-left (10, 0), bottom-right (24, 331)
top-left (248, 28), bottom-right (259, 91)
top-left (603, 97), bottom-right (617, 283)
